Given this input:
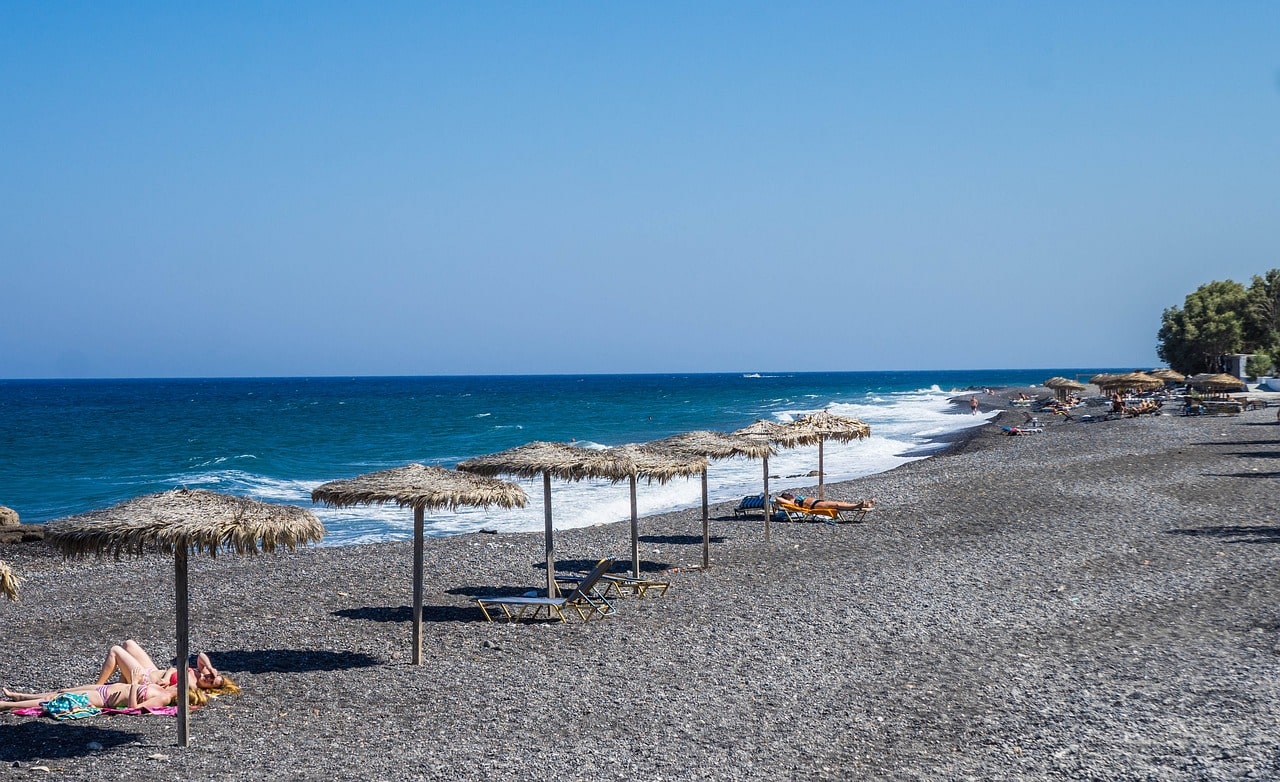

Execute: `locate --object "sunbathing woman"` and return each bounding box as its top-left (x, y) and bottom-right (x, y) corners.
top-left (779, 492), bottom-right (875, 512)
top-left (92, 639), bottom-right (239, 696)
top-left (0, 675), bottom-right (203, 713)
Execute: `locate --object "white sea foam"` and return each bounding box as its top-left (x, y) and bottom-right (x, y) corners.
top-left (307, 386), bottom-right (1000, 547)
top-left (163, 388), bottom-right (1000, 548)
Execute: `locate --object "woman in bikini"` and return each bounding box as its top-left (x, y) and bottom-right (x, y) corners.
top-left (778, 492), bottom-right (875, 512)
top-left (0, 673), bottom-right (202, 712)
top-left (92, 639), bottom-right (239, 696)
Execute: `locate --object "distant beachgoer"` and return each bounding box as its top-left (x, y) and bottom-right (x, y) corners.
top-left (93, 640), bottom-right (238, 695)
top-left (970, 396), bottom-right (979, 415)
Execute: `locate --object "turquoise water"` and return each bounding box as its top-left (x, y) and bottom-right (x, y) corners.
top-left (0, 370), bottom-right (1115, 544)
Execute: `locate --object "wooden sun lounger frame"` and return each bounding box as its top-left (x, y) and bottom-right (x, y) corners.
top-left (474, 558), bottom-right (618, 623)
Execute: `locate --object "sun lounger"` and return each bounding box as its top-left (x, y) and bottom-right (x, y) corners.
top-left (774, 498), bottom-right (839, 523)
top-left (774, 498), bottom-right (874, 524)
top-left (474, 558), bottom-right (618, 623)
top-left (733, 494), bottom-right (765, 518)
top-left (557, 570), bottom-right (670, 598)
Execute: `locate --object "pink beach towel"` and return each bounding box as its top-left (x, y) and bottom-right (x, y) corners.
top-left (11, 705), bottom-right (178, 718)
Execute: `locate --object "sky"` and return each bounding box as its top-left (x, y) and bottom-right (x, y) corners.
top-left (2, 2), bottom-right (1277, 378)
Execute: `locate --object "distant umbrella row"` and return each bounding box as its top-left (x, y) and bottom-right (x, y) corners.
top-left (3, 410), bottom-right (870, 745)
top-left (1040, 370), bottom-right (1246, 395)
top-left (1084, 370), bottom-right (1245, 393)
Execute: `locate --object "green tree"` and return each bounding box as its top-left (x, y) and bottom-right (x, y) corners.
top-left (1245, 269), bottom-right (1280, 357)
top-left (1246, 352), bottom-right (1273, 379)
top-left (1156, 280), bottom-right (1248, 374)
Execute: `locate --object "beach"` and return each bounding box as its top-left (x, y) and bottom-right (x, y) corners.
top-left (3, 405), bottom-right (1279, 780)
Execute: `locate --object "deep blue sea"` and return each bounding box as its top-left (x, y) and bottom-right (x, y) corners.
top-left (0, 370), bottom-right (1116, 545)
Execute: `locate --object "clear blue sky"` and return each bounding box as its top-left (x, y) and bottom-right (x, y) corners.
top-left (2, 2), bottom-right (1277, 378)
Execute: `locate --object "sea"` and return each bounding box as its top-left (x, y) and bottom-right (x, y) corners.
top-left (0, 370), bottom-right (1115, 546)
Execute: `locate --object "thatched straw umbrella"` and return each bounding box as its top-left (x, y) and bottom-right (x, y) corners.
top-left (311, 464), bottom-right (526, 664)
top-left (643, 431), bottom-right (774, 569)
top-left (458, 442), bottom-right (636, 598)
top-left (1044, 376), bottom-right (1087, 401)
top-left (1125, 371), bottom-right (1165, 389)
top-left (608, 444), bottom-right (707, 578)
top-left (44, 488), bottom-right (323, 747)
top-left (1093, 372), bottom-right (1164, 394)
top-left (789, 410), bottom-right (871, 500)
top-left (1188, 373), bottom-right (1246, 393)
top-left (732, 420), bottom-right (824, 543)
top-left (1149, 368), bottom-right (1186, 384)
top-left (0, 559), bottom-right (20, 602)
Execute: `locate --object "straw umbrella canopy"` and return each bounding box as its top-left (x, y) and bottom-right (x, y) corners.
top-left (608, 444), bottom-right (707, 578)
top-left (1124, 371), bottom-right (1165, 389)
top-left (789, 410), bottom-right (871, 500)
top-left (311, 464), bottom-right (527, 665)
top-left (732, 420), bottom-right (824, 543)
top-left (0, 559), bottom-right (20, 602)
top-left (1093, 372), bottom-right (1164, 393)
top-left (457, 442), bottom-right (636, 598)
top-left (643, 431), bottom-right (774, 569)
top-left (1149, 368), bottom-right (1186, 384)
top-left (1044, 376), bottom-right (1087, 401)
top-left (1188, 373), bottom-right (1246, 393)
top-left (44, 488), bottom-right (323, 747)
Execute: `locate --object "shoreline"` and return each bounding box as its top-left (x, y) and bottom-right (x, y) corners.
top-left (0, 390), bottom-right (1004, 549)
top-left (4, 404), bottom-right (1279, 779)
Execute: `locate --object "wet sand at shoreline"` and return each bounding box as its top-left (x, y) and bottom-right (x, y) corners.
top-left (3, 405), bottom-right (1279, 780)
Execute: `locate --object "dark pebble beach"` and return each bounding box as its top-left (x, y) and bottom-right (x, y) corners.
top-left (3, 404), bottom-right (1279, 781)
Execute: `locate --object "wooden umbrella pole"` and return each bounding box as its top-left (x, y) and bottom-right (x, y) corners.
top-left (818, 438), bottom-right (825, 500)
top-left (412, 505), bottom-right (424, 666)
top-left (175, 548), bottom-right (190, 748)
top-left (543, 471), bottom-right (556, 598)
top-left (630, 475), bottom-right (640, 579)
top-left (762, 455), bottom-right (771, 544)
top-left (700, 468), bottom-right (709, 569)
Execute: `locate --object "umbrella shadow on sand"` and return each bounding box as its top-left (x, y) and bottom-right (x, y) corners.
top-left (212, 648), bottom-right (382, 674)
top-left (333, 605), bottom-right (480, 624)
top-left (1166, 526), bottom-right (1280, 545)
top-left (536, 557), bottom-right (673, 575)
top-left (0, 722), bottom-right (140, 763)
top-left (443, 556), bottom-right (675, 599)
top-left (640, 533), bottom-right (726, 546)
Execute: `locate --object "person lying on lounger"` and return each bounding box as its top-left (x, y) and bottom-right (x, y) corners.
top-left (93, 639), bottom-right (239, 695)
top-left (1, 676), bottom-right (203, 713)
top-left (778, 492), bottom-right (875, 512)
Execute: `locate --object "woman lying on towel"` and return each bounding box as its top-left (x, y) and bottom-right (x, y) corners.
top-left (1, 675), bottom-right (205, 715)
top-left (93, 639), bottom-right (239, 696)
top-left (778, 492), bottom-right (875, 512)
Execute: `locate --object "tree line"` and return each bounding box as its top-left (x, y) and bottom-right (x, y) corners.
top-left (1157, 270), bottom-right (1280, 377)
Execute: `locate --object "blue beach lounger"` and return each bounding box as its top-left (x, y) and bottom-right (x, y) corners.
top-left (733, 494), bottom-right (766, 518)
top-left (474, 559), bottom-right (618, 623)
